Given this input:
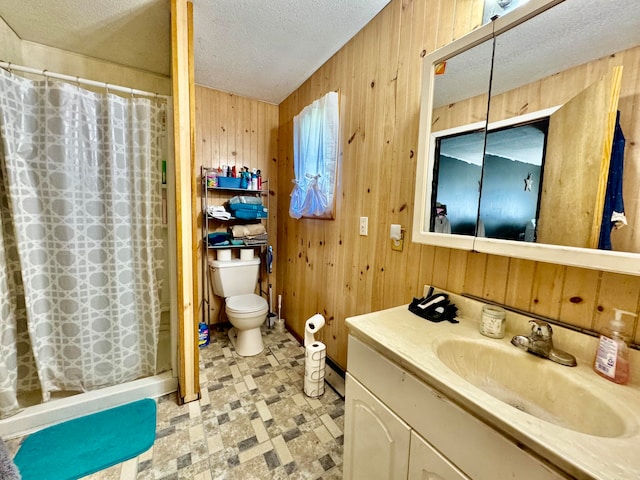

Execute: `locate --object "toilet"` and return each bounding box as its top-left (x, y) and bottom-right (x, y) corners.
top-left (209, 256), bottom-right (269, 356)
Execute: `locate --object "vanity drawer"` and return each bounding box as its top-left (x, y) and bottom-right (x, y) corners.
top-left (347, 335), bottom-right (569, 480)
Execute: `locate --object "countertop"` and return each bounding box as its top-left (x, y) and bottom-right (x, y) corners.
top-left (345, 291), bottom-right (640, 480)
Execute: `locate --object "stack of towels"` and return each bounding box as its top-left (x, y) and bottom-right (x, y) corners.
top-left (227, 195), bottom-right (268, 220)
top-left (230, 224), bottom-right (268, 246)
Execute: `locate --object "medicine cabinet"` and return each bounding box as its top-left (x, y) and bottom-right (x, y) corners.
top-left (412, 0), bottom-right (640, 275)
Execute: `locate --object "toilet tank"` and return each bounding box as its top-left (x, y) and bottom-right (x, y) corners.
top-left (209, 257), bottom-right (260, 297)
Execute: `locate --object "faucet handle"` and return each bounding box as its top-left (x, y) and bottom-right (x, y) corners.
top-left (529, 319), bottom-right (552, 339)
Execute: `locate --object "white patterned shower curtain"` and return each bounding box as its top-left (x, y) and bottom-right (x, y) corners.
top-left (0, 68), bottom-right (165, 419)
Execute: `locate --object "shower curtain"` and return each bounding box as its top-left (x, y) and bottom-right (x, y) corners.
top-left (0, 68), bottom-right (165, 419)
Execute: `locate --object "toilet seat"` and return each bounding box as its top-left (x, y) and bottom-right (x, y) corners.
top-left (226, 294), bottom-right (268, 314)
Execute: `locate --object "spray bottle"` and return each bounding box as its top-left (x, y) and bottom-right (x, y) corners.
top-left (593, 309), bottom-right (637, 384)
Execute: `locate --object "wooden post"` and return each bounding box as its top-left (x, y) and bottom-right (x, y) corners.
top-left (171, 0), bottom-right (200, 403)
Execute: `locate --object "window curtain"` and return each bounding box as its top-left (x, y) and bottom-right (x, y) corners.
top-left (0, 68), bottom-right (165, 418)
top-left (290, 91), bottom-right (339, 219)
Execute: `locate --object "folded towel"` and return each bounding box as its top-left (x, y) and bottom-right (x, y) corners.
top-left (0, 439), bottom-right (21, 480)
top-left (228, 202), bottom-right (265, 212)
top-left (230, 224), bottom-right (266, 238)
top-left (243, 233), bottom-right (269, 246)
top-left (207, 232), bottom-right (231, 246)
top-left (206, 205), bottom-right (232, 221)
top-left (234, 210), bottom-right (268, 220)
top-left (229, 195), bottom-right (263, 205)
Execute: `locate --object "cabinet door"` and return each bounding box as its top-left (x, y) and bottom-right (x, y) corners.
top-left (344, 374), bottom-right (411, 480)
top-left (408, 431), bottom-right (470, 480)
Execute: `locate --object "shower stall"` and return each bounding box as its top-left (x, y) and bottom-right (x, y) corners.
top-left (0, 64), bottom-right (178, 437)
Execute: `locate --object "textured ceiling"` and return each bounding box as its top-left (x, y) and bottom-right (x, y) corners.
top-left (434, 0), bottom-right (640, 108)
top-left (193, 0), bottom-right (390, 103)
top-left (433, 0), bottom-right (640, 165)
top-left (0, 0), bottom-right (390, 104)
top-left (0, 0), bottom-right (171, 78)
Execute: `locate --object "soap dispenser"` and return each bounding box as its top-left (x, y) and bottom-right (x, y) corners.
top-left (593, 309), bottom-right (637, 384)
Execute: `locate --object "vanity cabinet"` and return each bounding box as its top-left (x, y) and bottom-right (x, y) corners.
top-left (409, 431), bottom-right (470, 480)
top-left (344, 374), bottom-right (410, 479)
top-left (345, 373), bottom-right (470, 480)
top-left (344, 335), bottom-right (569, 480)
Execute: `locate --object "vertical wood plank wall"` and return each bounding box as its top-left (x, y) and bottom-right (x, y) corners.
top-left (194, 87), bottom-right (279, 324)
top-left (276, 0), bottom-right (640, 369)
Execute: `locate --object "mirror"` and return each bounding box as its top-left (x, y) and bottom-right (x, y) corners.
top-left (413, 0), bottom-right (640, 275)
top-left (415, 34), bottom-right (494, 250)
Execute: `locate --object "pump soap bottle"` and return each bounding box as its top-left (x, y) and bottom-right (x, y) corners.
top-left (593, 309), bottom-right (637, 385)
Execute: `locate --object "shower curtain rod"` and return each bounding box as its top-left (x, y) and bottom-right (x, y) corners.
top-left (0, 61), bottom-right (171, 100)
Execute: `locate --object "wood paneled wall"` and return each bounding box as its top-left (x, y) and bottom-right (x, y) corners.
top-left (194, 86), bottom-right (279, 324)
top-left (277, 0), bottom-right (640, 369)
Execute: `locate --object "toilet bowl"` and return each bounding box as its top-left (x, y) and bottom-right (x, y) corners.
top-left (208, 257), bottom-right (268, 356)
top-left (225, 293), bottom-right (268, 356)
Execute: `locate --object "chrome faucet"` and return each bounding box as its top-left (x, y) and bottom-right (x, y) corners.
top-left (511, 320), bottom-right (577, 367)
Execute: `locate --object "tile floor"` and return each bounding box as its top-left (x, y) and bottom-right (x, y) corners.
top-left (9, 324), bottom-right (345, 480)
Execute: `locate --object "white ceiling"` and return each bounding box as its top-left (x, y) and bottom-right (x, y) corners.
top-left (0, 0), bottom-right (390, 104)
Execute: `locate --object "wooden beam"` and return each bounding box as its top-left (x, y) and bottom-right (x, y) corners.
top-left (171, 0), bottom-right (199, 403)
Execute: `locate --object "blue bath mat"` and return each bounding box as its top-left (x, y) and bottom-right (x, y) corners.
top-left (14, 398), bottom-right (156, 480)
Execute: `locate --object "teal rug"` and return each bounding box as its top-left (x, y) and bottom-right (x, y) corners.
top-left (14, 398), bottom-right (156, 480)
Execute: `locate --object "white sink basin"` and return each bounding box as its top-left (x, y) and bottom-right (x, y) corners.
top-left (435, 338), bottom-right (630, 438)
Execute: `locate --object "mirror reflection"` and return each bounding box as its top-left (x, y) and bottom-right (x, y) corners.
top-left (422, 0), bottom-right (640, 256)
top-left (431, 129), bottom-right (483, 236)
top-left (427, 38), bottom-right (493, 239)
top-left (432, 118), bottom-right (548, 240)
top-left (478, 119), bottom-right (547, 241)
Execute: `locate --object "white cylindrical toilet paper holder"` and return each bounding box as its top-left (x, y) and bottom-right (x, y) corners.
top-left (304, 341), bottom-right (326, 398)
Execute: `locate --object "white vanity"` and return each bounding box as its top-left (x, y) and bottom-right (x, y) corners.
top-left (343, 292), bottom-right (640, 479)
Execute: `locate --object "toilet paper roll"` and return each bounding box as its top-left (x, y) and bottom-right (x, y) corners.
top-left (304, 313), bottom-right (326, 346)
top-left (240, 249), bottom-right (254, 261)
top-left (304, 341), bottom-right (326, 397)
top-left (217, 249), bottom-right (231, 261)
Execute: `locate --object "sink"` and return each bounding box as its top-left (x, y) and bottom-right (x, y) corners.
top-left (435, 338), bottom-right (631, 438)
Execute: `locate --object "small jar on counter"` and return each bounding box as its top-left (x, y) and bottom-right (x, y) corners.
top-left (479, 305), bottom-right (506, 339)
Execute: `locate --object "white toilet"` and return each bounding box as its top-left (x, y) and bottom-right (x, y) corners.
top-left (209, 256), bottom-right (269, 356)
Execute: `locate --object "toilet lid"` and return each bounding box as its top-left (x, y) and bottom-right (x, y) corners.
top-left (226, 294), bottom-right (268, 314)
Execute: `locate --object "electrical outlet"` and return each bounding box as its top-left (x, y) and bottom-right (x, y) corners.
top-left (359, 216), bottom-right (368, 236)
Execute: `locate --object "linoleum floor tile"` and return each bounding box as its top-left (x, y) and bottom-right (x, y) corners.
top-left (75, 323), bottom-right (345, 479)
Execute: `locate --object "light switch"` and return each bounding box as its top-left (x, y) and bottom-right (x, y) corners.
top-left (390, 224), bottom-right (404, 251)
top-left (359, 217), bottom-right (368, 236)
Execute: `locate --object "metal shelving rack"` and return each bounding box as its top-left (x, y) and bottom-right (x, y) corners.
top-left (201, 165), bottom-right (270, 325)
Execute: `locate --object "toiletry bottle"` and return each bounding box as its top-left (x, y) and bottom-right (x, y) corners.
top-left (198, 322), bottom-right (210, 348)
top-left (593, 309), bottom-right (637, 384)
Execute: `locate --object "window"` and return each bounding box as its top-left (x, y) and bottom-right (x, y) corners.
top-left (289, 91), bottom-right (339, 219)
